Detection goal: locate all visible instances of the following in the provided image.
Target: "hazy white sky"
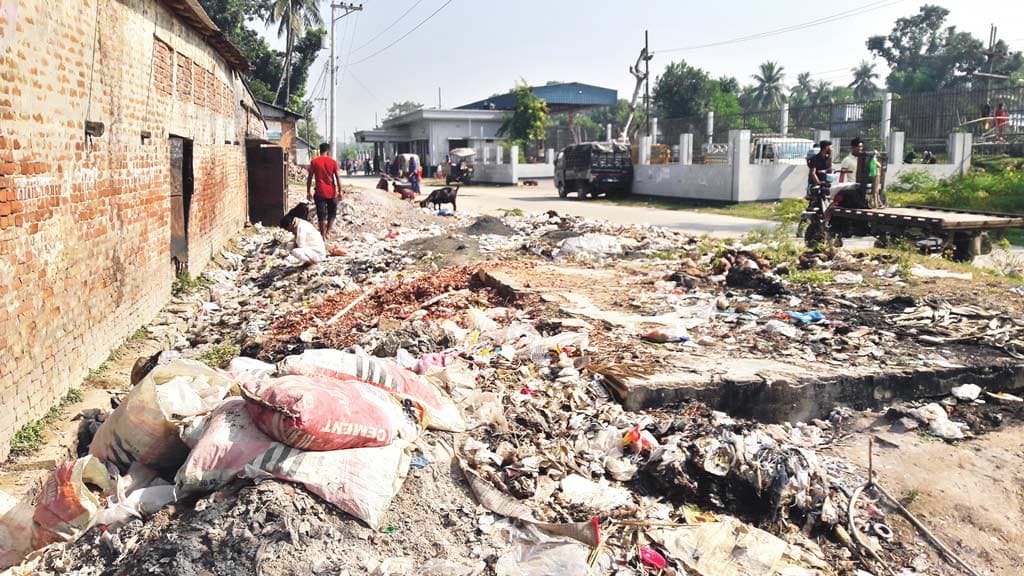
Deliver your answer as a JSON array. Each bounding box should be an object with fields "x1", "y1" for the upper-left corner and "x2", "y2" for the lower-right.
[{"x1": 261, "y1": 0, "x2": 1024, "y2": 143}]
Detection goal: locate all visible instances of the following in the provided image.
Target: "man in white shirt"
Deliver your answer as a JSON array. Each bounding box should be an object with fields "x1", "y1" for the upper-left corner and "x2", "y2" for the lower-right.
[
  {"x1": 839, "y1": 138, "x2": 864, "y2": 183},
  {"x1": 280, "y1": 214, "x2": 327, "y2": 266}
]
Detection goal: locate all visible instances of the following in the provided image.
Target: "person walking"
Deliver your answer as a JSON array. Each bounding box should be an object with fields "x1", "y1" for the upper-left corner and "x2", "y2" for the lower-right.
[
  {"x1": 995, "y1": 102, "x2": 1009, "y2": 140},
  {"x1": 408, "y1": 154, "x2": 421, "y2": 194},
  {"x1": 306, "y1": 143, "x2": 342, "y2": 240}
]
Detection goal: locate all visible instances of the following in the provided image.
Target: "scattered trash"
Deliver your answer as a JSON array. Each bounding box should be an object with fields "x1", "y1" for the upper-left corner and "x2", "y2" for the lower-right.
[
  {"x1": 906, "y1": 403, "x2": 967, "y2": 440},
  {"x1": 642, "y1": 326, "x2": 691, "y2": 343},
  {"x1": 554, "y1": 233, "x2": 623, "y2": 261},
  {"x1": 786, "y1": 310, "x2": 826, "y2": 325},
  {"x1": 909, "y1": 265, "x2": 972, "y2": 280},
  {"x1": 763, "y1": 319, "x2": 798, "y2": 338},
  {"x1": 31, "y1": 456, "x2": 115, "y2": 549},
  {"x1": 950, "y1": 383, "x2": 982, "y2": 402}
]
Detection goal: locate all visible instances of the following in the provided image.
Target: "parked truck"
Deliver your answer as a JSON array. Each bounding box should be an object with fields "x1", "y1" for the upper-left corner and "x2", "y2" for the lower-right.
[{"x1": 555, "y1": 142, "x2": 633, "y2": 199}]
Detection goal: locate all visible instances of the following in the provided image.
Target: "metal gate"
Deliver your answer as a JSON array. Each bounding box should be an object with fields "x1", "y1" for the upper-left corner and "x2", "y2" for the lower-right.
[
  {"x1": 169, "y1": 136, "x2": 193, "y2": 275},
  {"x1": 246, "y1": 144, "x2": 287, "y2": 226}
]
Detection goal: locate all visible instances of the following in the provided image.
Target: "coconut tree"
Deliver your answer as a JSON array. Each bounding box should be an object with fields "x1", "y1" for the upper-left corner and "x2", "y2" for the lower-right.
[
  {"x1": 751, "y1": 61, "x2": 786, "y2": 110},
  {"x1": 848, "y1": 61, "x2": 880, "y2": 100},
  {"x1": 809, "y1": 80, "x2": 833, "y2": 106},
  {"x1": 267, "y1": 0, "x2": 323, "y2": 106},
  {"x1": 790, "y1": 72, "x2": 813, "y2": 100}
]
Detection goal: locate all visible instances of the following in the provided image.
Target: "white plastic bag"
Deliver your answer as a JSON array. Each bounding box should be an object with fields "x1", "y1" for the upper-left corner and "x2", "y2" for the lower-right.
[
  {"x1": 554, "y1": 234, "x2": 622, "y2": 261},
  {"x1": 90, "y1": 359, "x2": 234, "y2": 474},
  {"x1": 227, "y1": 356, "x2": 277, "y2": 380}
]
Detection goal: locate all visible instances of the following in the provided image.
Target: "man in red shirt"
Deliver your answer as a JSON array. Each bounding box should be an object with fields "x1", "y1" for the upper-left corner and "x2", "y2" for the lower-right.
[{"x1": 307, "y1": 143, "x2": 342, "y2": 239}]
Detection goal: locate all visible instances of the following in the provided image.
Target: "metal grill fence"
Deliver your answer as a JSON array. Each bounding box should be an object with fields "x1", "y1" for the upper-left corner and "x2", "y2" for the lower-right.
[{"x1": 658, "y1": 85, "x2": 1024, "y2": 160}]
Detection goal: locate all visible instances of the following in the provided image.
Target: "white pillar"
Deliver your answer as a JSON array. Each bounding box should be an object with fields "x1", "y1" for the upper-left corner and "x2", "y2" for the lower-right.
[
  {"x1": 679, "y1": 133, "x2": 693, "y2": 165},
  {"x1": 779, "y1": 103, "x2": 789, "y2": 136},
  {"x1": 881, "y1": 92, "x2": 893, "y2": 147},
  {"x1": 510, "y1": 145, "x2": 520, "y2": 184},
  {"x1": 706, "y1": 111, "x2": 715, "y2": 144},
  {"x1": 728, "y1": 129, "x2": 751, "y2": 202},
  {"x1": 650, "y1": 117, "x2": 659, "y2": 144},
  {"x1": 606, "y1": 124, "x2": 612, "y2": 142},
  {"x1": 888, "y1": 132, "x2": 905, "y2": 166},
  {"x1": 949, "y1": 132, "x2": 972, "y2": 176},
  {"x1": 638, "y1": 136, "x2": 651, "y2": 165},
  {"x1": 496, "y1": 145, "x2": 504, "y2": 164},
  {"x1": 545, "y1": 148, "x2": 555, "y2": 164}
]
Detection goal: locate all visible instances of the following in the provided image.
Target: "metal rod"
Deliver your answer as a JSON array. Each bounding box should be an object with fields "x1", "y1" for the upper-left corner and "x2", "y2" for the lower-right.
[
  {"x1": 329, "y1": 3, "x2": 363, "y2": 158},
  {"x1": 644, "y1": 30, "x2": 649, "y2": 138}
]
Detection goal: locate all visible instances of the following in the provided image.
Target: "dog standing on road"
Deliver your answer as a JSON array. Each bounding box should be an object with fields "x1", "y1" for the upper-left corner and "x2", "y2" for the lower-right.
[{"x1": 420, "y1": 186, "x2": 459, "y2": 211}]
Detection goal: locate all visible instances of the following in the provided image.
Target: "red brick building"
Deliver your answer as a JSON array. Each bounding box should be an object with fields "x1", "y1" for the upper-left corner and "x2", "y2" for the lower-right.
[{"x1": 0, "y1": 0, "x2": 267, "y2": 457}]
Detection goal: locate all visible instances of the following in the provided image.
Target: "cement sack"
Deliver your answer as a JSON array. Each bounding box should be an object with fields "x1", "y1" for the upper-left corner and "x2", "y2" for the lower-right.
[
  {"x1": 31, "y1": 455, "x2": 115, "y2": 549},
  {"x1": 0, "y1": 491, "x2": 34, "y2": 570},
  {"x1": 90, "y1": 359, "x2": 234, "y2": 474},
  {"x1": 177, "y1": 398, "x2": 412, "y2": 529},
  {"x1": 277, "y1": 349, "x2": 465, "y2": 432},
  {"x1": 242, "y1": 375, "x2": 420, "y2": 451}
]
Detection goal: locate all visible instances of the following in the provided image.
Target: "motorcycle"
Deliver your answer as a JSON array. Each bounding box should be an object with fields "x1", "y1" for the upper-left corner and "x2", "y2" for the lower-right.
[{"x1": 797, "y1": 153, "x2": 886, "y2": 248}]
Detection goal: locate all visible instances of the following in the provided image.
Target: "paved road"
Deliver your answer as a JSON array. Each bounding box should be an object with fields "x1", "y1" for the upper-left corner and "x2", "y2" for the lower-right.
[{"x1": 346, "y1": 176, "x2": 771, "y2": 238}]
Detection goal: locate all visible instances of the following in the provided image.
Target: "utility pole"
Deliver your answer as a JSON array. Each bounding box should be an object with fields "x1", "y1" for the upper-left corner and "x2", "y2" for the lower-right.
[
  {"x1": 644, "y1": 30, "x2": 650, "y2": 138},
  {"x1": 329, "y1": 3, "x2": 363, "y2": 158},
  {"x1": 438, "y1": 87, "x2": 442, "y2": 109}
]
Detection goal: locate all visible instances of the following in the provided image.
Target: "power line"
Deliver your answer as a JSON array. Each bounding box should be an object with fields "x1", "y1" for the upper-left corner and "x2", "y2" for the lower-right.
[
  {"x1": 348, "y1": 0, "x2": 454, "y2": 66},
  {"x1": 347, "y1": 69, "x2": 387, "y2": 108},
  {"x1": 350, "y1": 0, "x2": 427, "y2": 53},
  {"x1": 656, "y1": 0, "x2": 905, "y2": 53}
]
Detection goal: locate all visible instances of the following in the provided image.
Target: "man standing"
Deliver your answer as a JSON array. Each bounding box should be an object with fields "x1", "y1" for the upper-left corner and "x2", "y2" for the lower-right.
[
  {"x1": 307, "y1": 143, "x2": 341, "y2": 240},
  {"x1": 995, "y1": 102, "x2": 1009, "y2": 141},
  {"x1": 839, "y1": 138, "x2": 863, "y2": 183}
]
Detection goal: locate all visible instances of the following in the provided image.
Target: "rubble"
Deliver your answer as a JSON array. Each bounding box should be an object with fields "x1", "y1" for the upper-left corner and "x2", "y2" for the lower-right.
[{"x1": 4, "y1": 184, "x2": 1024, "y2": 575}]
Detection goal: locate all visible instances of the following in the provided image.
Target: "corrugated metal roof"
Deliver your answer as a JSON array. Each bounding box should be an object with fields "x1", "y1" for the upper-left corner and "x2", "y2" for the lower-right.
[{"x1": 457, "y1": 82, "x2": 617, "y2": 111}]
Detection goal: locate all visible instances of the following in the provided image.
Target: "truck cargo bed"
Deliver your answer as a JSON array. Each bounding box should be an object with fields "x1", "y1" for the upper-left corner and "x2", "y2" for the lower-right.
[{"x1": 831, "y1": 205, "x2": 1024, "y2": 231}]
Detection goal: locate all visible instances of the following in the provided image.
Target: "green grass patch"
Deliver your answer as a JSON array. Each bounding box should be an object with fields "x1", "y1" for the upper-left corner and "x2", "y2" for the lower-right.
[
  {"x1": 598, "y1": 195, "x2": 807, "y2": 224},
  {"x1": 129, "y1": 326, "x2": 149, "y2": 341},
  {"x1": 9, "y1": 389, "x2": 84, "y2": 456},
  {"x1": 499, "y1": 208, "x2": 525, "y2": 217},
  {"x1": 196, "y1": 343, "x2": 240, "y2": 369},
  {"x1": 787, "y1": 269, "x2": 836, "y2": 285},
  {"x1": 172, "y1": 272, "x2": 211, "y2": 296}
]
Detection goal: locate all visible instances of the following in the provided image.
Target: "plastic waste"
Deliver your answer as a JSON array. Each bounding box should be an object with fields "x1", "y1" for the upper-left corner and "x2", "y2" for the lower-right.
[
  {"x1": 906, "y1": 403, "x2": 966, "y2": 440},
  {"x1": 642, "y1": 326, "x2": 690, "y2": 343},
  {"x1": 466, "y1": 308, "x2": 500, "y2": 332},
  {"x1": 786, "y1": 310, "x2": 826, "y2": 325},
  {"x1": 950, "y1": 384, "x2": 981, "y2": 401},
  {"x1": 227, "y1": 356, "x2": 276, "y2": 380},
  {"x1": 622, "y1": 425, "x2": 659, "y2": 453},
  {"x1": 558, "y1": 474, "x2": 632, "y2": 511},
  {"x1": 554, "y1": 233, "x2": 623, "y2": 262},
  {"x1": 763, "y1": 319, "x2": 797, "y2": 338},
  {"x1": 640, "y1": 546, "x2": 667, "y2": 570},
  {"x1": 31, "y1": 455, "x2": 116, "y2": 549},
  {"x1": 525, "y1": 332, "x2": 589, "y2": 367}
]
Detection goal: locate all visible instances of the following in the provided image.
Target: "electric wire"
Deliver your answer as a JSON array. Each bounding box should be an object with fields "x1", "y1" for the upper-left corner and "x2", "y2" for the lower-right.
[{"x1": 348, "y1": 0, "x2": 455, "y2": 66}]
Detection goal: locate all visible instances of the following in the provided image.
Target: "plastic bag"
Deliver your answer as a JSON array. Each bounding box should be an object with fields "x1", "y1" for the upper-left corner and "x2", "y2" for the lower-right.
[
  {"x1": 90, "y1": 359, "x2": 233, "y2": 474},
  {"x1": 555, "y1": 234, "x2": 622, "y2": 261},
  {"x1": 525, "y1": 332, "x2": 589, "y2": 367},
  {"x1": 227, "y1": 356, "x2": 277, "y2": 380},
  {"x1": 176, "y1": 399, "x2": 275, "y2": 493},
  {"x1": 277, "y1": 349, "x2": 465, "y2": 432},
  {"x1": 642, "y1": 327, "x2": 690, "y2": 343},
  {"x1": 242, "y1": 375, "x2": 420, "y2": 451},
  {"x1": 31, "y1": 455, "x2": 115, "y2": 548}
]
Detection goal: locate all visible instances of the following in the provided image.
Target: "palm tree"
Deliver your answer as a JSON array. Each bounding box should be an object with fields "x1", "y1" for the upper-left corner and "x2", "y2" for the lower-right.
[
  {"x1": 848, "y1": 61, "x2": 880, "y2": 100},
  {"x1": 790, "y1": 72, "x2": 813, "y2": 100},
  {"x1": 751, "y1": 61, "x2": 786, "y2": 110},
  {"x1": 810, "y1": 80, "x2": 833, "y2": 106},
  {"x1": 267, "y1": 0, "x2": 323, "y2": 107}
]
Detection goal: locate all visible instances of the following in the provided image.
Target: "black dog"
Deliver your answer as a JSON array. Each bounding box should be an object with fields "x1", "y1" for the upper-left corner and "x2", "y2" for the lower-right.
[{"x1": 420, "y1": 186, "x2": 459, "y2": 211}]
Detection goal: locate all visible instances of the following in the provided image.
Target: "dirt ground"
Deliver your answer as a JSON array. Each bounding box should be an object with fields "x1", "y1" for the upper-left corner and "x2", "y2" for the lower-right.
[{"x1": 834, "y1": 417, "x2": 1024, "y2": 575}]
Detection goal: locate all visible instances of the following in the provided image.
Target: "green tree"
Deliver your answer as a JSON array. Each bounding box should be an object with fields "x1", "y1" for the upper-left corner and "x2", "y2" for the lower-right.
[
  {"x1": 497, "y1": 84, "x2": 548, "y2": 146},
  {"x1": 385, "y1": 101, "x2": 424, "y2": 120},
  {"x1": 866, "y1": 5, "x2": 987, "y2": 92},
  {"x1": 751, "y1": 61, "x2": 786, "y2": 110},
  {"x1": 790, "y1": 72, "x2": 813, "y2": 102},
  {"x1": 848, "y1": 61, "x2": 880, "y2": 100},
  {"x1": 652, "y1": 60, "x2": 714, "y2": 119},
  {"x1": 265, "y1": 0, "x2": 323, "y2": 105},
  {"x1": 809, "y1": 80, "x2": 833, "y2": 106}
]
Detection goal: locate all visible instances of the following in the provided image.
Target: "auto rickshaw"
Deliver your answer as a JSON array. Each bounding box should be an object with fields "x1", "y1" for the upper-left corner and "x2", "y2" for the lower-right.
[{"x1": 446, "y1": 148, "x2": 475, "y2": 185}]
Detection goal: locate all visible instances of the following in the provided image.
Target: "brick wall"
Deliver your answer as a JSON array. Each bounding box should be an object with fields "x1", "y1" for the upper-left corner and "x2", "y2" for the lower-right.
[{"x1": 0, "y1": 0, "x2": 260, "y2": 459}]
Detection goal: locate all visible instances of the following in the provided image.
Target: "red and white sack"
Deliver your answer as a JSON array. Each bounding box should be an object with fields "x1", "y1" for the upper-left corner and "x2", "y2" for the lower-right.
[
  {"x1": 31, "y1": 455, "x2": 115, "y2": 549},
  {"x1": 241, "y1": 375, "x2": 420, "y2": 451},
  {"x1": 176, "y1": 398, "x2": 410, "y2": 529},
  {"x1": 176, "y1": 399, "x2": 276, "y2": 493},
  {"x1": 90, "y1": 359, "x2": 233, "y2": 474},
  {"x1": 278, "y1": 349, "x2": 465, "y2": 432}
]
